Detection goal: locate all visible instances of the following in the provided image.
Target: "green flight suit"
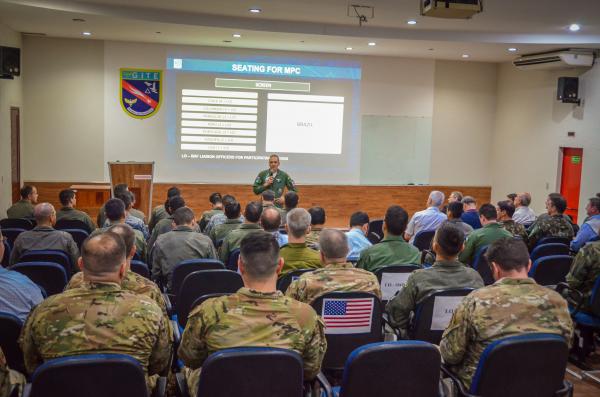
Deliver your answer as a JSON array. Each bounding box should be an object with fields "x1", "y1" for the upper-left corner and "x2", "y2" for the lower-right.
[
  {"x1": 280, "y1": 242, "x2": 322, "y2": 275},
  {"x1": 6, "y1": 200, "x2": 34, "y2": 219},
  {"x1": 200, "y1": 209, "x2": 223, "y2": 233},
  {"x1": 253, "y1": 169, "x2": 297, "y2": 200},
  {"x1": 148, "y1": 205, "x2": 168, "y2": 233},
  {"x1": 56, "y1": 207, "x2": 97, "y2": 232},
  {"x1": 129, "y1": 208, "x2": 146, "y2": 223},
  {"x1": 458, "y1": 222, "x2": 513, "y2": 265},
  {"x1": 209, "y1": 219, "x2": 243, "y2": 244},
  {"x1": 218, "y1": 223, "x2": 263, "y2": 264},
  {"x1": 356, "y1": 235, "x2": 421, "y2": 273}
]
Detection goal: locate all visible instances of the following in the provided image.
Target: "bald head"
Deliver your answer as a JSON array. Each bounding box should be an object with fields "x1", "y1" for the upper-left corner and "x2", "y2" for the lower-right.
[
  {"x1": 260, "y1": 207, "x2": 281, "y2": 232},
  {"x1": 319, "y1": 229, "x2": 349, "y2": 262},
  {"x1": 81, "y1": 233, "x2": 126, "y2": 277},
  {"x1": 34, "y1": 203, "x2": 56, "y2": 226}
]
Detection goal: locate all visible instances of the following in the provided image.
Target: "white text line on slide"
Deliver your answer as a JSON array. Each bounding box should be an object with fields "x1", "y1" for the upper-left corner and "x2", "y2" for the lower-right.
[
  {"x1": 181, "y1": 128, "x2": 257, "y2": 137},
  {"x1": 181, "y1": 105, "x2": 258, "y2": 114},
  {"x1": 182, "y1": 89, "x2": 258, "y2": 99},
  {"x1": 182, "y1": 97, "x2": 258, "y2": 106},
  {"x1": 181, "y1": 136, "x2": 257, "y2": 144},
  {"x1": 181, "y1": 112, "x2": 258, "y2": 122},
  {"x1": 181, "y1": 143, "x2": 256, "y2": 152},
  {"x1": 268, "y1": 93, "x2": 344, "y2": 103},
  {"x1": 181, "y1": 120, "x2": 257, "y2": 129}
]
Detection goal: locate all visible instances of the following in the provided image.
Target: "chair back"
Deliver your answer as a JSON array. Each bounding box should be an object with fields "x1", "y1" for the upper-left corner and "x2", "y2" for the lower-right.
[
  {"x1": 528, "y1": 255, "x2": 573, "y2": 286},
  {"x1": 471, "y1": 245, "x2": 493, "y2": 285},
  {"x1": 1, "y1": 239, "x2": 10, "y2": 267},
  {"x1": 530, "y1": 243, "x2": 570, "y2": 262},
  {"x1": 176, "y1": 270, "x2": 243, "y2": 328},
  {"x1": 130, "y1": 260, "x2": 150, "y2": 279},
  {"x1": 171, "y1": 259, "x2": 225, "y2": 295},
  {"x1": 28, "y1": 354, "x2": 150, "y2": 397},
  {"x1": 413, "y1": 230, "x2": 436, "y2": 251},
  {"x1": 536, "y1": 236, "x2": 571, "y2": 248},
  {"x1": 190, "y1": 293, "x2": 232, "y2": 314},
  {"x1": 55, "y1": 219, "x2": 92, "y2": 234},
  {"x1": 18, "y1": 249, "x2": 72, "y2": 276},
  {"x1": 410, "y1": 288, "x2": 474, "y2": 344},
  {"x1": 311, "y1": 292, "x2": 383, "y2": 371},
  {"x1": 338, "y1": 341, "x2": 441, "y2": 397},
  {"x1": 0, "y1": 312, "x2": 25, "y2": 374},
  {"x1": 10, "y1": 262, "x2": 67, "y2": 296},
  {"x1": 197, "y1": 347, "x2": 303, "y2": 397},
  {"x1": 469, "y1": 333, "x2": 569, "y2": 397},
  {"x1": 276, "y1": 269, "x2": 315, "y2": 293},
  {"x1": 587, "y1": 276, "x2": 600, "y2": 317},
  {"x1": 225, "y1": 248, "x2": 240, "y2": 271},
  {"x1": 367, "y1": 219, "x2": 384, "y2": 244},
  {"x1": 374, "y1": 265, "x2": 420, "y2": 304},
  {"x1": 0, "y1": 218, "x2": 34, "y2": 230},
  {"x1": 60, "y1": 229, "x2": 89, "y2": 249},
  {"x1": 1, "y1": 228, "x2": 26, "y2": 247}
]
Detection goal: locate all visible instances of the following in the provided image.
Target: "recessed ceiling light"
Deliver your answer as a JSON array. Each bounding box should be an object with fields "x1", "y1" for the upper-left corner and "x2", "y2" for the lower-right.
[
  {"x1": 569, "y1": 23, "x2": 581, "y2": 32},
  {"x1": 232, "y1": 33, "x2": 242, "y2": 38},
  {"x1": 508, "y1": 47, "x2": 518, "y2": 52},
  {"x1": 82, "y1": 32, "x2": 92, "y2": 36},
  {"x1": 368, "y1": 42, "x2": 376, "y2": 46},
  {"x1": 407, "y1": 20, "x2": 417, "y2": 25},
  {"x1": 72, "y1": 18, "x2": 85, "y2": 22},
  {"x1": 461, "y1": 54, "x2": 470, "y2": 58},
  {"x1": 345, "y1": 47, "x2": 353, "y2": 51},
  {"x1": 248, "y1": 8, "x2": 262, "y2": 13}
]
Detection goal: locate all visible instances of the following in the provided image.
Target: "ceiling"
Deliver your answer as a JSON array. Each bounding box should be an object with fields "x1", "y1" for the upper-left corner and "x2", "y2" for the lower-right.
[{"x1": 1, "y1": 0, "x2": 599, "y2": 62}]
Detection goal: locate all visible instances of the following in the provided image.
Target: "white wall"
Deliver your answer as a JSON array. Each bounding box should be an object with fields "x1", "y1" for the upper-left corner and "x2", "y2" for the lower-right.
[
  {"x1": 0, "y1": 23, "x2": 22, "y2": 215},
  {"x1": 491, "y1": 63, "x2": 600, "y2": 223}
]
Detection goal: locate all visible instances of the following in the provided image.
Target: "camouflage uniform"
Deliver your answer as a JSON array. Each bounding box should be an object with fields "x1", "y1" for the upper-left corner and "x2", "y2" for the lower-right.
[
  {"x1": 56, "y1": 206, "x2": 97, "y2": 232},
  {"x1": 386, "y1": 260, "x2": 484, "y2": 335},
  {"x1": 280, "y1": 243, "x2": 322, "y2": 275},
  {"x1": 91, "y1": 225, "x2": 147, "y2": 263},
  {"x1": 305, "y1": 228, "x2": 323, "y2": 249},
  {"x1": 199, "y1": 209, "x2": 223, "y2": 232},
  {"x1": 6, "y1": 200, "x2": 34, "y2": 219},
  {"x1": 178, "y1": 287, "x2": 326, "y2": 397},
  {"x1": 458, "y1": 223, "x2": 512, "y2": 265},
  {"x1": 20, "y1": 281, "x2": 171, "y2": 390},
  {"x1": 218, "y1": 223, "x2": 262, "y2": 263},
  {"x1": 286, "y1": 262, "x2": 381, "y2": 303},
  {"x1": 0, "y1": 348, "x2": 8, "y2": 397},
  {"x1": 9, "y1": 226, "x2": 80, "y2": 270},
  {"x1": 499, "y1": 219, "x2": 528, "y2": 242},
  {"x1": 209, "y1": 219, "x2": 242, "y2": 244},
  {"x1": 439, "y1": 278, "x2": 573, "y2": 390},
  {"x1": 356, "y1": 235, "x2": 421, "y2": 273},
  {"x1": 149, "y1": 205, "x2": 168, "y2": 233},
  {"x1": 252, "y1": 169, "x2": 297, "y2": 202},
  {"x1": 129, "y1": 208, "x2": 146, "y2": 223},
  {"x1": 566, "y1": 240, "x2": 600, "y2": 313},
  {"x1": 527, "y1": 214, "x2": 574, "y2": 250}
]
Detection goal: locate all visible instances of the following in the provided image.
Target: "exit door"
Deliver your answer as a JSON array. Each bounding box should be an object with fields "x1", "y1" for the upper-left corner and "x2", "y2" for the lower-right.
[{"x1": 560, "y1": 147, "x2": 583, "y2": 221}]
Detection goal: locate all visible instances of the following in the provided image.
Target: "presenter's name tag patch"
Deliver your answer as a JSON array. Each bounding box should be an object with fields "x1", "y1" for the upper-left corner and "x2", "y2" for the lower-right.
[{"x1": 120, "y1": 69, "x2": 162, "y2": 119}]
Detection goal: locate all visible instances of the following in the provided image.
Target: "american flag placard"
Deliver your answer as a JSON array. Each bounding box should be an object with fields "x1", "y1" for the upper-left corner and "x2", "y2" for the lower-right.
[{"x1": 322, "y1": 298, "x2": 374, "y2": 335}]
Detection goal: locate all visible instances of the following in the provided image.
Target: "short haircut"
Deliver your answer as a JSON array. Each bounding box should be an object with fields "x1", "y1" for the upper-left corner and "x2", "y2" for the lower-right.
[
  {"x1": 269, "y1": 154, "x2": 280, "y2": 161},
  {"x1": 167, "y1": 186, "x2": 181, "y2": 198},
  {"x1": 260, "y1": 207, "x2": 281, "y2": 232},
  {"x1": 262, "y1": 190, "x2": 275, "y2": 202},
  {"x1": 222, "y1": 195, "x2": 236, "y2": 207},
  {"x1": 349, "y1": 211, "x2": 369, "y2": 228},
  {"x1": 497, "y1": 200, "x2": 516, "y2": 218},
  {"x1": 287, "y1": 208, "x2": 311, "y2": 238},
  {"x1": 209, "y1": 192, "x2": 222, "y2": 205},
  {"x1": 105, "y1": 198, "x2": 126, "y2": 221},
  {"x1": 240, "y1": 231, "x2": 280, "y2": 280},
  {"x1": 589, "y1": 197, "x2": 600, "y2": 212},
  {"x1": 106, "y1": 224, "x2": 135, "y2": 256},
  {"x1": 429, "y1": 191, "x2": 445, "y2": 207},
  {"x1": 59, "y1": 189, "x2": 76, "y2": 206},
  {"x1": 447, "y1": 201, "x2": 464, "y2": 218},
  {"x1": 518, "y1": 192, "x2": 532, "y2": 206},
  {"x1": 115, "y1": 192, "x2": 132, "y2": 209},
  {"x1": 507, "y1": 193, "x2": 517, "y2": 202},
  {"x1": 434, "y1": 223, "x2": 465, "y2": 257},
  {"x1": 384, "y1": 205, "x2": 409, "y2": 236},
  {"x1": 245, "y1": 201, "x2": 263, "y2": 223},
  {"x1": 284, "y1": 191, "x2": 299, "y2": 209},
  {"x1": 462, "y1": 196, "x2": 477, "y2": 205},
  {"x1": 224, "y1": 199, "x2": 241, "y2": 219},
  {"x1": 450, "y1": 191, "x2": 463, "y2": 201},
  {"x1": 548, "y1": 193, "x2": 567, "y2": 214},
  {"x1": 173, "y1": 207, "x2": 195, "y2": 225},
  {"x1": 168, "y1": 196, "x2": 186, "y2": 213},
  {"x1": 308, "y1": 207, "x2": 326, "y2": 225},
  {"x1": 479, "y1": 203, "x2": 497, "y2": 220},
  {"x1": 20, "y1": 185, "x2": 34, "y2": 199},
  {"x1": 486, "y1": 238, "x2": 529, "y2": 272},
  {"x1": 113, "y1": 184, "x2": 128, "y2": 196},
  {"x1": 81, "y1": 233, "x2": 126, "y2": 275},
  {"x1": 319, "y1": 229, "x2": 349, "y2": 259},
  {"x1": 34, "y1": 203, "x2": 55, "y2": 223}
]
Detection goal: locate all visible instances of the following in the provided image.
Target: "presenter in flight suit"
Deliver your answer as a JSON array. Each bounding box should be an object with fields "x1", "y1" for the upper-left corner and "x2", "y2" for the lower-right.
[{"x1": 253, "y1": 154, "x2": 297, "y2": 206}]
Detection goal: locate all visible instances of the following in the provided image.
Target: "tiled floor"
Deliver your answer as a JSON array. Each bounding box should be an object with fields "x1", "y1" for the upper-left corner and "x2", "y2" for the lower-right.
[{"x1": 570, "y1": 351, "x2": 600, "y2": 397}]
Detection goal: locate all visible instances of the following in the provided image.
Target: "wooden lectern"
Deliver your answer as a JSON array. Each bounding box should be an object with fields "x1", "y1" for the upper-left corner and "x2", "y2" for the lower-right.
[{"x1": 108, "y1": 162, "x2": 155, "y2": 217}]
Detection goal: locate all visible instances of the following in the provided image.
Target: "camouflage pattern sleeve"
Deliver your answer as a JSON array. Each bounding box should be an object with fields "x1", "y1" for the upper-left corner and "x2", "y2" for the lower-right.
[
  {"x1": 385, "y1": 274, "x2": 418, "y2": 331},
  {"x1": 0, "y1": 348, "x2": 10, "y2": 397},
  {"x1": 178, "y1": 303, "x2": 211, "y2": 369},
  {"x1": 566, "y1": 248, "x2": 590, "y2": 291},
  {"x1": 527, "y1": 224, "x2": 541, "y2": 250},
  {"x1": 439, "y1": 296, "x2": 472, "y2": 365},
  {"x1": 19, "y1": 305, "x2": 44, "y2": 375},
  {"x1": 285, "y1": 278, "x2": 307, "y2": 302},
  {"x1": 148, "y1": 313, "x2": 172, "y2": 376},
  {"x1": 299, "y1": 312, "x2": 326, "y2": 380}
]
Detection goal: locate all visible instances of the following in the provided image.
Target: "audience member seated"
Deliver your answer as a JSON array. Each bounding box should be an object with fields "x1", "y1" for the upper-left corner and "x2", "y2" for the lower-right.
[
  {"x1": 448, "y1": 191, "x2": 463, "y2": 204},
  {"x1": 128, "y1": 191, "x2": 146, "y2": 223},
  {"x1": 404, "y1": 191, "x2": 447, "y2": 244},
  {"x1": 205, "y1": 195, "x2": 245, "y2": 236},
  {"x1": 460, "y1": 196, "x2": 482, "y2": 230},
  {"x1": 506, "y1": 193, "x2": 517, "y2": 205},
  {"x1": 458, "y1": 204, "x2": 512, "y2": 265},
  {"x1": 286, "y1": 229, "x2": 380, "y2": 304},
  {"x1": 148, "y1": 195, "x2": 187, "y2": 248},
  {"x1": 280, "y1": 208, "x2": 322, "y2": 275},
  {"x1": 9, "y1": 203, "x2": 79, "y2": 268},
  {"x1": 93, "y1": 198, "x2": 147, "y2": 262},
  {"x1": 281, "y1": 191, "x2": 299, "y2": 226},
  {"x1": 20, "y1": 233, "x2": 171, "y2": 392},
  {"x1": 199, "y1": 192, "x2": 223, "y2": 232},
  {"x1": 111, "y1": 192, "x2": 149, "y2": 240},
  {"x1": 67, "y1": 224, "x2": 169, "y2": 321},
  {"x1": 151, "y1": 207, "x2": 217, "y2": 290},
  {"x1": 178, "y1": 232, "x2": 326, "y2": 397},
  {"x1": 260, "y1": 207, "x2": 288, "y2": 247},
  {"x1": 565, "y1": 238, "x2": 600, "y2": 314},
  {"x1": 260, "y1": 190, "x2": 283, "y2": 214},
  {"x1": 345, "y1": 211, "x2": 372, "y2": 259},
  {"x1": 149, "y1": 186, "x2": 180, "y2": 232},
  {"x1": 446, "y1": 202, "x2": 473, "y2": 237},
  {"x1": 0, "y1": 231, "x2": 44, "y2": 322},
  {"x1": 208, "y1": 198, "x2": 243, "y2": 243},
  {"x1": 55, "y1": 189, "x2": 96, "y2": 232},
  {"x1": 496, "y1": 200, "x2": 528, "y2": 241},
  {"x1": 305, "y1": 206, "x2": 326, "y2": 248},
  {"x1": 440, "y1": 238, "x2": 573, "y2": 392},
  {"x1": 512, "y1": 192, "x2": 537, "y2": 225},
  {"x1": 357, "y1": 205, "x2": 421, "y2": 273},
  {"x1": 386, "y1": 223, "x2": 483, "y2": 337},
  {"x1": 6, "y1": 185, "x2": 37, "y2": 219},
  {"x1": 219, "y1": 202, "x2": 263, "y2": 263},
  {"x1": 97, "y1": 183, "x2": 128, "y2": 227},
  {"x1": 570, "y1": 197, "x2": 600, "y2": 252},
  {"x1": 527, "y1": 193, "x2": 574, "y2": 250}
]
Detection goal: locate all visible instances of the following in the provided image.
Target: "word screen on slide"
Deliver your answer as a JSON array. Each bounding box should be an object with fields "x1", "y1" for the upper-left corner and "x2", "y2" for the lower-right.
[{"x1": 166, "y1": 57, "x2": 361, "y2": 184}]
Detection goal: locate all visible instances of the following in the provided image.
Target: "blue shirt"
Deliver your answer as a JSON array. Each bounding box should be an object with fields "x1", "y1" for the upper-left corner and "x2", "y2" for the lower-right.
[
  {"x1": 461, "y1": 209, "x2": 482, "y2": 230},
  {"x1": 571, "y1": 214, "x2": 600, "y2": 252},
  {"x1": 271, "y1": 231, "x2": 288, "y2": 247},
  {"x1": 105, "y1": 214, "x2": 149, "y2": 240},
  {"x1": 406, "y1": 207, "x2": 447, "y2": 243},
  {"x1": 0, "y1": 267, "x2": 44, "y2": 322},
  {"x1": 346, "y1": 228, "x2": 372, "y2": 259}
]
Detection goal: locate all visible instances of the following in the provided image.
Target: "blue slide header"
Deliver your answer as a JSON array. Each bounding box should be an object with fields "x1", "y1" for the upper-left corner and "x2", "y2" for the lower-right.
[{"x1": 167, "y1": 58, "x2": 361, "y2": 80}]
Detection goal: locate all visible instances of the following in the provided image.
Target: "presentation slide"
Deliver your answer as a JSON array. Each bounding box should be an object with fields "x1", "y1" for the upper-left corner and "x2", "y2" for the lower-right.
[{"x1": 165, "y1": 56, "x2": 362, "y2": 184}]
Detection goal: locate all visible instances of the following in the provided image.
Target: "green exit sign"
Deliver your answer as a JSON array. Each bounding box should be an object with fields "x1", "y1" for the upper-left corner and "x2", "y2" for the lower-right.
[{"x1": 571, "y1": 156, "x2": 581, "y2": 164}]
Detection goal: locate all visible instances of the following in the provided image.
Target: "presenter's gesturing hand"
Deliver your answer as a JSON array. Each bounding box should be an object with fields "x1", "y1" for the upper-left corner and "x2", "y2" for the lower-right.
[{"x1": 263, "y1": 176, "x2": 274, "y2": 187}]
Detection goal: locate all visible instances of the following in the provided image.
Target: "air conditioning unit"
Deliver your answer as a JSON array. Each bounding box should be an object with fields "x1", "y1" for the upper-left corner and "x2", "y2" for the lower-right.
[
  {"x1": 513, "y1": 50, "x2": 595, "y2": 70},
  {"x1": 420, "y1": 0, "x2": 483, "y2": 19}
]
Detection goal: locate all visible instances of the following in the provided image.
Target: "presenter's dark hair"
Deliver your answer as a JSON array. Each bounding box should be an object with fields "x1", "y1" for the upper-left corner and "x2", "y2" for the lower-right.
[
  {"x1": 434, "y1": 223, "x2": 465, "y2": 257},
  {"x1": 308, "y1": 207, "x2": 326, "y2": 225},
  {"x1": 349, "y1": 211, "x2": 369, "y2": 228},
  {"x1": 479, "y1": 204, "x2": 497, "y2": 220},
  {"x1": 497, "y1": 200, "x2": 516, "y2": 218},
  {"x1": 384, "y1": 206, "x2": 409, "y2": 236},
  {"x1": 245, "y1": 201, "x2": 263, "y2": 223},
  {"x1": 284, "y1": 191, "x2": 299, "y2": 209},
  {"x1": 59, "y1": 189, "x2": 76, "y2": 206}
]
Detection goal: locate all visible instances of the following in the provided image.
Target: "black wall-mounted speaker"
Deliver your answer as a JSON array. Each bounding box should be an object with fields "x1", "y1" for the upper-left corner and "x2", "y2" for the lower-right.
[
  {"x1": 0, "y1": 46, "x2": 21, "y2": 79},
  {"x1": 557, "y1": 77, "x2": 579, "y2": 104}
]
